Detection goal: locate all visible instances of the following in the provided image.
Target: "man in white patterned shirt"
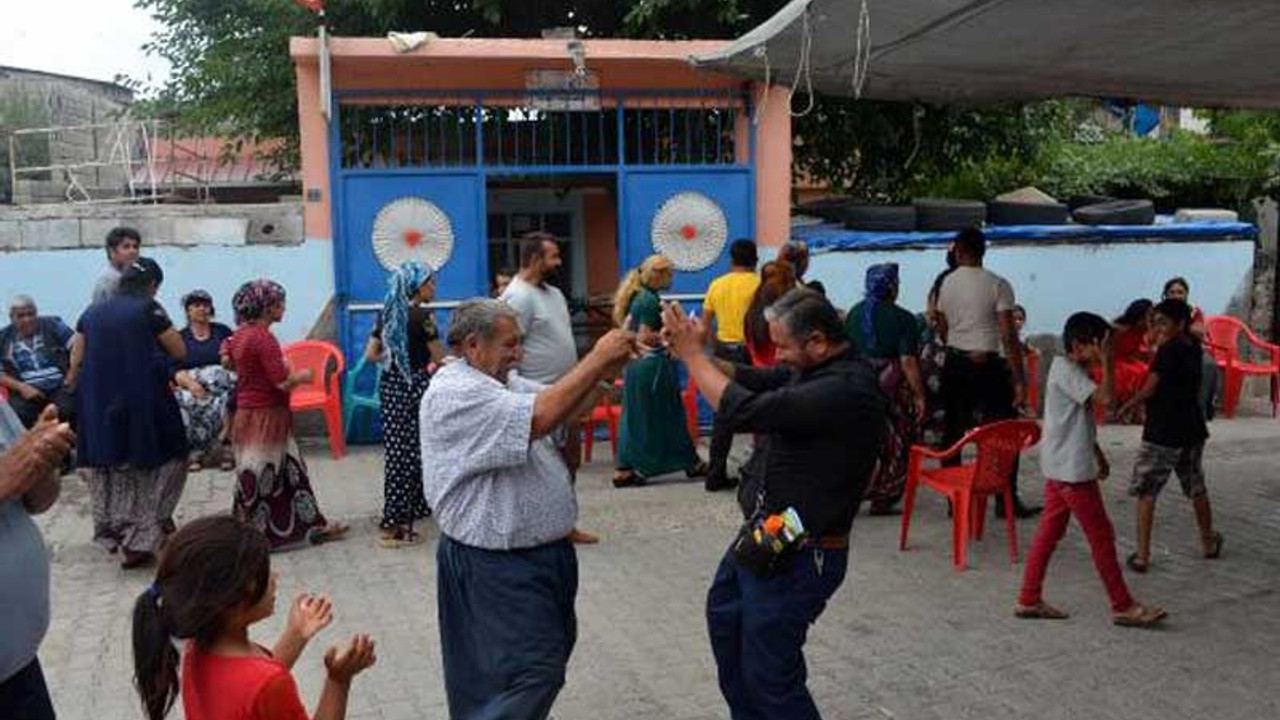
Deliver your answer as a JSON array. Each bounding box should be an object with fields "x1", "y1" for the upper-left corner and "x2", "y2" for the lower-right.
[{"x1": 420, "y1": 299, "x2": 634, "y2": 720}]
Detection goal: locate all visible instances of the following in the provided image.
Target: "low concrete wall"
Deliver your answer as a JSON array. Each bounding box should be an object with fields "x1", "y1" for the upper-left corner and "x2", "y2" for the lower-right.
[
  {"x1": 809, "y1": 240, "x2": 1257, "y2": 339},
  {"x1": 0, "y1": 202, "x2": 304, "y2": 251},
  {"x1": 0, "y1": 238, "x2": 333, "y2": 345}
]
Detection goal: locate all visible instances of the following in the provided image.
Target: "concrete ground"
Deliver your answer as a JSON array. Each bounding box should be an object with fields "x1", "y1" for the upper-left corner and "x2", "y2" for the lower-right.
[{"x1": 32, "y1": 416, "x2": 1280, "y2": 720}]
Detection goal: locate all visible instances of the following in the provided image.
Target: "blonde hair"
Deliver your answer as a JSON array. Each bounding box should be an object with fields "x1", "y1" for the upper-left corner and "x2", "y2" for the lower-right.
[{"x1": 612, "y1": 254, "x2": 673, "y2": 327}]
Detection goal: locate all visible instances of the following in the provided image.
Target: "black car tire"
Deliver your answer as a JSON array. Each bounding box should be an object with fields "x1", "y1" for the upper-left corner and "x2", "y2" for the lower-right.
[
  {"x1": 837, "y1": 204, "x2": 917, "y2": 232},
  {"x1": 913, "y1": 198, "x2": 987, "y2": 231},
  {"x1": 986, "y1": 200, "x2": 1071, "y2": 226}
]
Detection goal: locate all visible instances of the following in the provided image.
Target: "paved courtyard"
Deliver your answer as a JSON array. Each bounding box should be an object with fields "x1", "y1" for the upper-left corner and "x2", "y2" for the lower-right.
[{"x1": 32, "y1": 417, "x2": 1280, "y2": 720}]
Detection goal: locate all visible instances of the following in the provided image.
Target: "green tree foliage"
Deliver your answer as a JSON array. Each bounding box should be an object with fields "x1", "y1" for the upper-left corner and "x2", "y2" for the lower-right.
[
  {"x1": 137, "y1": 0, "x2": 1280, "y2": 208},
  {"x1": 791, "y1": 99, "x2": 1083, "y2": 202}
]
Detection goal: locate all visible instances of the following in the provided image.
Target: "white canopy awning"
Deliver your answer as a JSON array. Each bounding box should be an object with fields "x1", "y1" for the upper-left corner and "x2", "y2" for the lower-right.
[{"x1": 692, "y1": 0, "x2": 1280, "y2": 108}]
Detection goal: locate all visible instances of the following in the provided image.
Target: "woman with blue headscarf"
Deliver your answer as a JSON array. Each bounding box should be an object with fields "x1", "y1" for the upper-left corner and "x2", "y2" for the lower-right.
[
  {"x1": 364, "y1": 261, "x2": 441, "y2": 547},
  {"x1": 845, "y1": 263, "x2": 926, "y2": 515}
]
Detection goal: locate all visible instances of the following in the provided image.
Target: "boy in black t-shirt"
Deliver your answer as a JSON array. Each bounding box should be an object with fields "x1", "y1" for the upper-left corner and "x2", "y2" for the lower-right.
[{"x1": 1116, "y1": 299, "x2": 1223, "y2": 572}]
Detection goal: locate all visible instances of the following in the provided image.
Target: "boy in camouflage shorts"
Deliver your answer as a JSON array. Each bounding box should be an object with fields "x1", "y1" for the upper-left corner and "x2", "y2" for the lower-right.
[{"x1": 1117, "y1": 299, "x2": 1224, "y2": 572}]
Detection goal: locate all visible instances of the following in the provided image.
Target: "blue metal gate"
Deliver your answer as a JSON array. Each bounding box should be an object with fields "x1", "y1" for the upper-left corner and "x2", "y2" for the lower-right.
[
  {"x1": 330, "y1": 89, "x2": 755, "y2": 407},
  {"x1": 621, "y1": 171, "x2": 753, "y2": 295}
]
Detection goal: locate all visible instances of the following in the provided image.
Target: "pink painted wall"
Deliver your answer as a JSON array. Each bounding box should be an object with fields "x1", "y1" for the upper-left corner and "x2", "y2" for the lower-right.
[{"x1": 291, "y1": 38, "x2": 791, "y2": 247}]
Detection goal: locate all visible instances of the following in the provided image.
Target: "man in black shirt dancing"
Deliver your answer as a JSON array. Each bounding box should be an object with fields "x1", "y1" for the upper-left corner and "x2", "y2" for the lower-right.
[{"x1": 663, "y1": 289, "x2": 884, "y2": 720}]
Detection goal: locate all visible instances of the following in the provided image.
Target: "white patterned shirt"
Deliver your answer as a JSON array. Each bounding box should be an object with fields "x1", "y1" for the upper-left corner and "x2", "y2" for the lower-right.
[{"x1": 419, "y1": 358, "x2": 576, "y2": 550}]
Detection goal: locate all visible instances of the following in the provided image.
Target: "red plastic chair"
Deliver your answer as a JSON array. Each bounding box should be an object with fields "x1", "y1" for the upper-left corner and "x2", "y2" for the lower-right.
[
  {"x1": 1205, "y1": 315, "x2": 1280, "y2": 418},
  {"x1": 583, "y1": 382, "x2": 622, "y2": 462},
  {"x1": 282, "y1": 340, "x2": 347, "y2": 459},
  {"x1": 899, "y1": 419, "x2": 1042, "y2": 571}
]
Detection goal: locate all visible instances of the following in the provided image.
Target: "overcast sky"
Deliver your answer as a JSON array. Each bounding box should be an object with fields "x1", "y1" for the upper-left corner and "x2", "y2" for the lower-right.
[{"x1": 2, "y1": 0, "x2": 171, "y2": 87}]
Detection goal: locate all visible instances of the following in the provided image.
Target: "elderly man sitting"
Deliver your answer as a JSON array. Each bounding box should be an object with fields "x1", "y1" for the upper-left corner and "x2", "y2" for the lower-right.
[
  {"x1": 0, "y1": 297, "x2": 76, "y2": 429},
  {"x1": 420, "y1": 299, "x2": 635, "y2": 720}
]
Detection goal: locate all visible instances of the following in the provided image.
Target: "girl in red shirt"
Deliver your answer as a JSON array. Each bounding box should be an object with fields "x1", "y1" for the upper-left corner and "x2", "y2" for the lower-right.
[{"x1": 132, "y1": 516, "x2": 376, "y2": 720}]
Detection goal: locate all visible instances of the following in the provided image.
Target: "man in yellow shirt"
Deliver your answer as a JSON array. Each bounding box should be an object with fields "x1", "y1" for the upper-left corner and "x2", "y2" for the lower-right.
[{"x1": 702, "y1": 239, "x2": 759, "y2": 491}]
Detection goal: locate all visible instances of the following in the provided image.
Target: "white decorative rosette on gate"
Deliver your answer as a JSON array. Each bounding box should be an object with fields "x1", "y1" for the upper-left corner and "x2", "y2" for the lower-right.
[
  {"x1": 371, "y1": 197, "x2": 454, "y2": 271},
  {"x1": 650, "y1": 191, "x2": 728, "y2": 271}
]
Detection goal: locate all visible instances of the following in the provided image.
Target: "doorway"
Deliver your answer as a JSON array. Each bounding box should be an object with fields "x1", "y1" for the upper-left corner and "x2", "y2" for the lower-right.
[{"x1": 486, "y1": 174, "x2": 619, "y2": 348}]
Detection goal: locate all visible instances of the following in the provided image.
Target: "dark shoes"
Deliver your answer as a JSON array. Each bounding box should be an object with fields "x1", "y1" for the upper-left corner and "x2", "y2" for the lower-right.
[
  {"x1": 120, "y1": 551, "x2": 155, "y2": 570},
  {"x1": 704, "y1": 471, "x2": 739, "y2": 493},
  {"x1": 867, "y1": 501, "x2": 902, "y2": 517}
]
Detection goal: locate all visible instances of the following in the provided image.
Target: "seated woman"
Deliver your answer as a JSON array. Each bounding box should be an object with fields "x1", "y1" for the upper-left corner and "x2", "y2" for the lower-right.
[
  {"x1": 1109, "y1": 299, "x2": 1155, "y2": 423},
  {"x1": 742, "y1": 260, "x2": 797, "y2": 368},
  {"x1": 172, "y1": 290, "x2": 236, "y2": 471},
  {"x1": 1163, "y1": 276, "x2": 1219, "y2": 418}
]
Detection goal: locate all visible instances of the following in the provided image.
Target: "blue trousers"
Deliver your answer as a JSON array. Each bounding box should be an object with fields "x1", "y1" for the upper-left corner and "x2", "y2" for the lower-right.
[
  {"x1": 437, "y1": 535, "x2": 578, "y2": 720},
  {"x1": 0, "y1": 659, "x2": 56, "y2": 720},
  {"x1": 707, "y1": 545, "x2": 848, "y2": 720}
]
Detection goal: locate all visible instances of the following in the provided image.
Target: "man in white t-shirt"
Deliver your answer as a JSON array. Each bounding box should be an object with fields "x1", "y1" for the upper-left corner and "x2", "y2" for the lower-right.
[
  {"x1": 934, "y1": 227, "x2": 1039, "y2": 518},
  {"x1": 500, "y1": 233, "x2": 598, "y2": 544}
]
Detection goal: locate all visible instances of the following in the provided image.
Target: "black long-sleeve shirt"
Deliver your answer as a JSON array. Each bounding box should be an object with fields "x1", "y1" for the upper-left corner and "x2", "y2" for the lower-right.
[{"x1": 719, "y1": 348, "x2": 886, "y2": 538}]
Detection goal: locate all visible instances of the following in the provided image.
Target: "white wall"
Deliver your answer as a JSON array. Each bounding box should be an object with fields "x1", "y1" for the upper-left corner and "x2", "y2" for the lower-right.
[
  {"x1": 808, "y1": 241, "x2": 1255, "y2": 336},
  {"x1": 0, "y1": 240, "x2": 334, "y2": 343}
]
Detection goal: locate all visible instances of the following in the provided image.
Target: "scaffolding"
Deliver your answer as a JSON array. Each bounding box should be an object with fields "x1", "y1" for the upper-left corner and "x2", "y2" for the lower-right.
[{"x1": 4, "y1": 115, "x2": 290, "y2": 205}]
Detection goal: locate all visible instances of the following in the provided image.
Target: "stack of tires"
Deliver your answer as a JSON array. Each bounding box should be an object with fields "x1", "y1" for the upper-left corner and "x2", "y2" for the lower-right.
[
  {"x1": 833, "y1": 198, "x2": 986, "y2": 232},
  {"x1": 796, "y1": 189, "x2": 1162, "y2": 231}
]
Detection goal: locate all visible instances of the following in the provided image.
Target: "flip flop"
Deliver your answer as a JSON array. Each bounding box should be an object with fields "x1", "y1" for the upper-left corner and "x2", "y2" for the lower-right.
[
  {"x1": 1014, "y1": 601, "x2": 1070, "y2": 620},
  {"x1": 1204, "y1": 532, "x2": 1224, "y2": 559},
  {"x1": 612, "y1": 470, "x2": 646, "y2": 488},
  {"x1": 1126, "y1": 553, "x2": 1150, "y2": 574},
  {"x1": 1113, "y1": 603, "x2": 1167, "y2": 628}
]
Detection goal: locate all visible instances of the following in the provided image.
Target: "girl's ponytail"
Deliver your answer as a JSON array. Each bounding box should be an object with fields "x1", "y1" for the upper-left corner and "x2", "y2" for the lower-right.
[{"x1": 132, "y1": 585, "x2": 179, "y2": 720}]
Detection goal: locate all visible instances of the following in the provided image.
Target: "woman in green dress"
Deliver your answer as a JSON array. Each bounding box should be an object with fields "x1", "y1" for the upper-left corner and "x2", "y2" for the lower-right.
[{"x1": 612, "y1": 254, "x2": 708, "y2": 487}]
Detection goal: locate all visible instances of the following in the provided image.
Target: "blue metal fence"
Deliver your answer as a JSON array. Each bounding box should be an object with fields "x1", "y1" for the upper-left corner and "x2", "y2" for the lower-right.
[{"x1": 337, "y1": 90, "x2": 744, "y2": 171}]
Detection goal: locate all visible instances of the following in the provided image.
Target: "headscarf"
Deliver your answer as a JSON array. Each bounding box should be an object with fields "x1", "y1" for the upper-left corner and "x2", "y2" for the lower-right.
[
  {"x1": 380, "y1": 261, "x2": 435, "y2": 377},
  {"x1": 861, "y1": 263, "x2": 900, "y2": 348},
  {"x1": 232, "y1": 279, "x2": 286, "y2": 325}
]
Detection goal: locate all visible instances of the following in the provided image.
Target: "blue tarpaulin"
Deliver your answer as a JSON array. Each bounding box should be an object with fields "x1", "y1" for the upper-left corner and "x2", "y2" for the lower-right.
[{"x1": 794, "y1": 219, "x2": 1258, "y2": 254}]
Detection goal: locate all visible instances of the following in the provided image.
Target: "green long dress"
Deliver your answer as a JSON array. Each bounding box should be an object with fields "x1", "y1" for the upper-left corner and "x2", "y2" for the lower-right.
[{"x1": 617, "y1": 287, "x2": 699, "y2": 477}]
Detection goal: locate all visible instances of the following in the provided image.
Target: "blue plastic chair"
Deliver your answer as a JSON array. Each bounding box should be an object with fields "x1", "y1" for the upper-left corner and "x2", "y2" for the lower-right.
[{"x1": 342, "y1": 355, "x2": 382, "y2": 443}]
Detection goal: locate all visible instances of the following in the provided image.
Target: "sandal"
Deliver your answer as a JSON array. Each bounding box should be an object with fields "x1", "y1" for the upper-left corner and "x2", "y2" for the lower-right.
[
  {"x1": 310, "y1": 521, "x2": 350, "y2": 545},
  {"x1": 612, "y1": 469, "x2": 646, "y2": 488},
  {"x1": 1113, "y1": 602, "x2": 1167, "y2": 628},
  {"x1": 218, "y1": 457, "x2": 235, "y2": 472},
  {"x1": 1203, "y1": 531, "x2": 1224, "y2": 559},
  {"x1": 188, "y1": 459, "x2": 204, "y2": 473},
  {"x1": 1126, "y1": 553, "x2": 1150, "y2": 574},
  {"x1": 685, "y1": 460, "x2": 710, "y2": 479},
  {"x1": 379, "y1": 528, "x2": 423, "y2": 549},
  {"x1": 1014, "y1": 601, "x2": 1070, "y2": 620}
]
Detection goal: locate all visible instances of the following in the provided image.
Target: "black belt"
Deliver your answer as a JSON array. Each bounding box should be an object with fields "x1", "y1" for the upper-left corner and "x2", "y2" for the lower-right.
[{"x1": 807, "y1": 534, "x2": 849, "y2": 550}]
